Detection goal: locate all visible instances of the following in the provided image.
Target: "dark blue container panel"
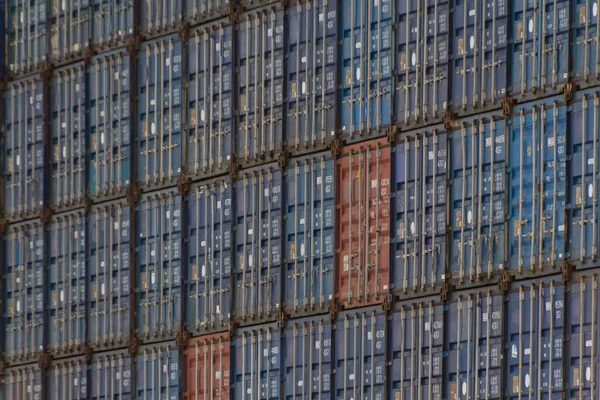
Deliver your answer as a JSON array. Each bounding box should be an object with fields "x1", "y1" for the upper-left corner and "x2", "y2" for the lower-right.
[
  {"x1": 91, "y1": 351, "x2": 133, "y2": 400},
  {"x1": 396, "y1": 0, "x2": 449, "y2": 124},
  {"x1": 233, "y1": 324, "x2": 282, "y2": 399},
  {"x1": 449, "y1": 118, "x2": 507, "y2": 284},
  {"x1": 136, "y1": 191, "x2": 183, "y2": 340},
  {"x1": 3, "y1": 365, "x2": 43, "y2": 399},
  {"x1": 140, "y1": 0, "x2": 182, "y2": 35},
  {"x1": 186, "y1": 179, "x2": 233, "y2": 333},
  {"x1": 186, "y1": 22, "x2": 234, "y2": 177},
  {"x1": 48, "y1": 357, "x2": 88, "y2": 399},
  {"x1": 185, "y1": 0, "x2": 229, "y2": 22},
  {"x1": 509, "y1": 99, "x2": 567, "y2": 274},
  {"x1": 567, "y1": 274, "x2": 600, "y2": 399},
  {"x1": 49, "y1": 0, "x2": 90, "y2": 60},
  {"x1": 48, "y1": 211, "x2": 87, "y2": 355},
  {"x1": 6, "y1": 0, "x2": 48, "y2": 74},
  {"x1": 340, "y1": 0, "x2": 392, "y2": 140},
  {"x1": 3, "y1": 221, "x2": 44, "y2": 362},
  {"x1": 445, "y1": 292, "x2": 503, "y2": 400},
  {"x1": 235, "y1": 8, "x2": 285, "y2": 163},
  {"x1": 389, "y1": 300, "x2": 443, "y2": 400},
  {"x1": 50, "y1": 64, "x2": 87, "y2": 209},
  {"x1": 3, "y1": 77, "x2": 45, "y2": 219},
  {"x1": 284, "y1": 317, "x2": 332, "y2": 400},
  {"x1": 505, "y1": 278, "x2": 565, "y2": 400},
  {"x1": 509, "y1": 0, "x2": 570, "y2": 96},
  {"x1": 91, "y1": 0, "x2": 134, "y2": 47},
  {"x1": 136, "y1": 343, "x2": 180, "y2": 399},
  {"x1": 286, "y1": 0, "x2": 337, "y2": 149},
  {"x1": 573, "y1": 2, "x2": 600, "y2": 82},
  {"x1": 88, "y1": 202, "x2": 131, "y2": 349},
  {"x1": 88, "y1": 51, "x2": 132, "y2": 199},
  {"x1": 285, "y1": 153, "x2": 335, "y2": 314},
  {"x1": 137, "y1": 36, "x2": 183, "y2": 188},
  {"x1": 234, "y1": 166, "x2": 283, "y2": 322},
  {"x1": 451, "y1": 0, "x2": 508, "y2": 110},
  {"x1": 393, "y1": 130, "x2": 447, "y2": 294}
]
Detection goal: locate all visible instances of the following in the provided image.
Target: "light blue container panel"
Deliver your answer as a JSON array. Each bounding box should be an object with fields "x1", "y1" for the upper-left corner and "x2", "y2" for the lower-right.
[
  {"x1": 91, "y1": 0, "x2": 134, "y2": 47},
  {"x1": 572, "y1": 1, "x2": 599, "y2": 83},
  {"x1": 48, "y1": 357, "x2": 88, "y2": 399},
  {"x1": 6, "y1": 0, "x2": 48, "y2": 73},
  {"x1": 49, "y1": 0, "x2": 90, "y2": 61},
  {"x1": 91, "y1": 350, "x2": 133, "y2": 400},
  {"x1": 136, "y1": 343, "x2": 180, "y2": 399}
]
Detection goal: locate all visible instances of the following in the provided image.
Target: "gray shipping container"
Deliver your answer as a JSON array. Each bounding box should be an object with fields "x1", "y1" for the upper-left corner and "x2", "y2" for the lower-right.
[
  {"x1": 6, "y1": 0, "x2": 47, "y2": 74},
  {"x1": 136, "y1": 342, "x2": 180, "y2": 399},
  {"x1": 91, "y1": 350, "x2": 133, "y2": 400},
  {"x1": 47, "y1": 357, "x2": 88, "y2": 399},
  {"x1": 49, "y1": 0, "x2": 90, "y2": 61},
  {"x1": 2, "y1": 364, "x2": 43, "y2": 399},
  {"x1": 91, "y1": 0, "x2": 134, "y2": 48}
]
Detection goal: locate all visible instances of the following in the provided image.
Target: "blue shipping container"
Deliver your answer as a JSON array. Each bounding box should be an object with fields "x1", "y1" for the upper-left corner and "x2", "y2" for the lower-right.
[
  {"x1": 48, "y1": 357, "x2": 88, "y2": 399},
  {"x1": 91, "y1": 0, "x2": 134, "y2": 47},
  {"x1": 49, "y1": 0, "x2": 90, "y2": 61},
  {"x1": 2, "y1": 365, "x2": 43, "y2": 399},
  {"x1": 6, "y1": 0, "x2": 48, "y2": 73},
  {"x1": 136, "y1": 343, "x2": 180, "y2": 399},
  {"x1": 572, "y1": 1, "x2": 600, "y2": 82},
  {"x1": 186, "y1": 179, "x2": 233, "y2": 333},
  {"x1": 140, "y1": 0, "x2": 182, "y2": 35},
  {"x1": 185, "y1": 0, "x2": 229, "y2": 23},
  {"x1": 91, "y1": 350, "x2": 133, "y2": 400}
]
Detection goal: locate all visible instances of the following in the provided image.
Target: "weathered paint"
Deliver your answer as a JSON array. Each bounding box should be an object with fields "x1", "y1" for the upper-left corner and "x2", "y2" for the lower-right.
[
  {"x1": 184, "y1": 333, "x2": 231, "y2": 399},
  {"x1": 49, "y1": 0, "x2": 90, "y2": 61},
  {"x1": 140, "y1": 0, "x2": 182, "y2": 35}
]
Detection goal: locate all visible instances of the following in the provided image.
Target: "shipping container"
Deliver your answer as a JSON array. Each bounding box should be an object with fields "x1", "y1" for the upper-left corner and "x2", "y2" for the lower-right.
[
  {"x1": 2, "y1": 364, "x2": 43, "y2": 399},
  {"x1": 448, "y1": 116, "x2": 507, "y2": 286},
  {"x1": 505, "y1": 277, "x2": 565, "y2": 400},
  {"x1": 286, "y1": 0, "x2": 337, "y2": 153},
  {"x1": 185, "y1": 20, "x2": 234, "y2": 180},
  {"x1": 186, "y1": 179, "x2": 233, "y2": 334},
  {"x1": 234, "y1": 164, "x2": 283, "y2": 323},
  {"x1": 137, "y1": 35, "x2": 183, "y2": 190},
  {"x1": 49, "y1": 0, "x2": 90, "y2": 62},
  {"x1": 136, "y1": 190, "x2": 183, "y2": 341},
  {"x1": 389, "y1": 298, "x2": 443, "y2": 400},
  {"x1": 91, "y1": 350, "x2": 133, "y2": 400},
  {"x1": 3, "y1": 220, "x2": 45, "y2": 363},
  {"x1": 3, "y1": 76, "x2": 45, "y2": 220},
  {"x1": 450, "y1": 0, "x2": 508, "y2": 112},
  {"x1": 396, "y1": 0, "x2": 450, "y2": 125},
  {"x1": 50, "y1": 63, "x2": 87, "y2": 210},
  {"x1": 283, "y1": 316, "x2": 332, "y2": 400},
  {"x1": 88, "y1": 201, "x2": 132, "y2": 350},
  {"x1": 392, "y1": 129, "x2": 445, "y2": 297},
  {"x1": 48, "y1": 210, "x2": 87, "y2": 356},
  {"x1": 185, "y1": 0, "x2": 229, "y2": 24},
  {"x1": 235, "y1": 6, "x2": 285, "y2": 166},
  {"x1": 91, "y1": 0, "x2": 134, "y2": 48},
  {"x1": 566, "y1": 273, "x2": 600, "y2": 399},
  {"x1": 140, "y1": 0, "x2": 182, "y2": 36},
  {"x1": 509, "y1": 0, "x2": 570, "y2": 98},
  {"x1": 89, "y1": 50, "x2": 132, "y2": 201},
  {"x1": 184, "y1": 332, "x2": 231, "y2": 399},
  {"x1": 232, "y1": 323, "x2": 282, "y2": 399},
  {"x1": 6, "y1": 0, "x2": 48, "y2": 74},
  {"x1": 0, "y1": 0, "x2": 5, "y2": 80},
  {"x1": 572, "y1": 1, "x2": 600, "y2": 84},
  {"x1": 339, "y1": 0, "x2": 392, "y2": 141},
  {"x1": 508, "y1": 98, "x2": 567, "y2": 276},
  {"x1": 285, "y1": 153, "x2": 335, "y2": 315},
  {"x1": 136, "y1": 342, "x2": 181, "y2": 399},
  {"x1": 444, "y1": 290, "x2": 503, "y2": 400},
  {"x1": 48, "y1": 357, "x2": 88, "y2": 399},
  {"x1": 334, "y1": 307, "x2": 386, "y2": 400}
]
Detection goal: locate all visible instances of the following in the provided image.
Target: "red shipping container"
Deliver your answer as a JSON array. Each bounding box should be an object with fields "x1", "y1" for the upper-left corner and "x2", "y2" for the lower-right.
[
  {"x1": 336, "y1": 137, "x2": 391, "y2": 309},
  {"x1": 184, "y1": 332, "x2": 231, "y2": 399}
]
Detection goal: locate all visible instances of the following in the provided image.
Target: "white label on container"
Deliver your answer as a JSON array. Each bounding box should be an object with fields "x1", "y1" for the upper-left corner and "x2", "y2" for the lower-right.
[
  {"x1": 589, "y1": 184, "x2": 594, "y2": 198},
  {"x1": 200, "y1": 109, "x2": 205, "y2": 122},
  {"x1": 411, "y1": 52, "x2": 417, "y2": 66},
  {"x1": 524, "y1": 348, "x2": 530, "y2": 355},
  {"x1": 469, "y1": 36, "x2": 475, "y2": 49},
  {"x1": 151, "y1": 272, "x2": 156, "y2": 284},
  {"x1": 317, "y1": 177, "x2": 322, "y2": 185},
  {"x1": 216, "y1": 43, "x2": 221, "y2": 51},
  {"x1": 16, "y1": 154, "x2": 20, "y2": 167},
  {"x1": 586, "y1": 340, "x2": 593, "y2": 347},
  {"x1": 301, "y1": 56, "x2": 307, "y2": 63},
  {"x1": 546, "y1": 301, "x2": 552, "y2": 311},
  {"x1": 589, "y1": 158, "x2": 595, "y2": 165},
  {"x1": 60, "y1": 290, "x2": 65, "y2": 302},
  {"x1": 483, "y1": 313, "x2": 489, "y2": 322},
  {"x1": 319, "y1": 13, "x2": 324, "y2": 21},
  {"x1": 302, "y1": 81, "x2": 306, "y2": 95},
  {"x1": 300, "y1": 218, "x2": 305, "y2": 226},
  {"x1": 372, "y1": 179, "x2": 378, "y2": 188},
  {"x1": 410, "y1": 222, "x2": 416, "y2": 235},
  {"x1": 264, "y1": 188, "x2": 270, "y2": 197},
  {"x1": 511, "y1": 345, "x2": 518, "y2": 358},
  {"x1": 356, "y1": 67, "x2": 361, "y2": 81},
  {"x1": 100, "y1": 110, "x2": 105, "y2": 117},
  {"x1": 166, "y1": 58, "x2": 171, "y2": 66},
  {"x1": 587, "y1": 367, "x2": 592, "y2": 381},
  {"x1": 548, "y1": 137, "x2": 555, "y2": 147},
  {"x1": 528, "y1": 19, "x2": 534, "y2": 33},
  {"x1": 298, "y1": 380, "x2": 304, "y2": 387},
  {"x1": 75, "y1": 83, "x2": 80, "y2": 92},
  {"x1": 558, "y1": 225, "x2": 565, "y2": 232},
  {"x1": 349, "y1": 374, "x2": 355, "y2": 381},
  {"x1": 315, "y1": 341, "x2": 321, "y2": 349},
  {"x1": 150, "y1": 99, "x2": 156, "y2": 106},
  {"x1": 100, "y1": 132, "x2": 106, "y2": 146},
  {"x1": 20, "y1": 12, "x2": 24, "y2": 23},
  {"x1": 248, "y1": 254, "x2": 253, "y2": 267},
  {"x1": 467, "y1": 210, "x2": 473, "y2": 224},
  {"x1": 247, "y1": 389, "x2": 252, "y2": 394},
  {"x1": 16, "y1": 300, "x2": 21, "y2": 312},
  {"x1": 217, "y1": 201, "x2": 222, "y2": 209},
  {"x1": 469, "y1": 9, "x2": 475, "y2": 16},
  {"x1": 355, "y1": 42, "x2": 362, "y2": 49},
  {"x1": 216, "y1": 305, "x2": 221, "y2": 314},
  {"x1": 525, "y1": 374, "x2": 530, "y2": 388},
  {"x1": 462, "y1": 382, "x2": 467, "y2": 395},
  {"x1": 248, "y1": 228, "x2": 253, "y2": 235},
  {"x1": 201, "y1": 265, "x2": 206, "y2": 278},
  {"x1": 201, "y1": 240, "x2": 206, "y2": 247},
  {"x1": 101, "y1": 261, "x2": 105, "y2": 268},
  {"x1": 101, "y1": 283, "x2": 105, "y2": 295},
  {"x1": 151, "y1": 122, "x2": 156, "y2": 134}
]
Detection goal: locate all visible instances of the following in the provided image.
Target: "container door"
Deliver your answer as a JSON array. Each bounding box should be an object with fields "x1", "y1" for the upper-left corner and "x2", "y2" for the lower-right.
[
  {"x1": 48, "y1": 360, "x2": 88, "y2": 399},
  {"x1": 91, "y1": 0, "x2": 134, "y2": 46},
  {"x1": 185, "y1": 336, "x2": 231, "y2": 399},
  {"x1": 140, "y1": 0, "x2": 182, "y2": 33},
  {"x1": 137, "y1": 346, "x2": 180, "y2": 399},
  {"x1": 8, "y1": 0, "x2": 48, "y2": 73},
  {"x1": 91, "y1": 353, "x2": 132, "y2": 399}
]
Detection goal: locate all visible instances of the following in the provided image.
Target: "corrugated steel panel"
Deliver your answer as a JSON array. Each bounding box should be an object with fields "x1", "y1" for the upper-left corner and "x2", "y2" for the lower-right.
[
  {"x1": 445, "y1": 291, "x2": 503, "y2": 400},
  {"x1": 48, "y1": 210, "x2": 87, "y2": 355},
  {"x1": 234, "y1": 164, "x2": 283, "y2": 323},
  {"x1": 339, "y1": 0, "x2": 392, "y2": 141},
  {"x1": 505, "y1": 277, "x2": 565, "y2": 399},
  {"x1": 449, "y1": 117, "x2": 506, "y2": 285},
  {"x1": 285, "y1": 153, "x2": 335, "y2": 315},
  {"x1": 451, "y1": 0, "x2": 508, "y2": 111},
  {"x1": 509, "y1": 0, "x2": 570, "y2": 97},
  {"x1": 50, "y1": 63, "x2": 87, "y2": 210},
  {"x1": 2, "y1": 365, "x2": 43, "y2": 399},
  {"x1": 136, "y1": 190, "x2": 183, "y2": 340},
  {"x1": 392, "y1": 129, "x2": 446, "y2": 297},
  {"x1": 49, "y1": 0, "x2": 90, "y2": 61},
  {"x1": 6, "y1": 0, "x2": 48, "y2": 74},
  {"x1": 567, "y1": 273, "x2": 600, "y2": 398},
  {"x1": 396, "y1": 0, "x2": 450, "y2": 125},
  {"x1": 389, "y1": 298, "x2": 444, "y2": 400},
  {"x1": 88, "y1": 201, "x2": 132, "y2": 350},
  {"x1": 286, "y1": 0, "x2": 337, "y2": 152},
  {"x1": 184, "y1": 333, "x2": 231, "y2": 399},
  {"x1": 91, "y1": 0, "x2": 134, "y2": 47},
  {"x1": 509, "y1": 98, "x2": 567, "y2": 276},
  {"x1": 232, "y1": 323, "x2": 282, "y2": 399},
  {"x1": 284, "y1": 316, "x2": 332, "y2": 399},
  {"x1": 48, "y1": 357, "x2": 88, "y2": 399},
  {"x1": 185, "y1": 0, "x2": 229, "y2": 24},
  {"x1": 186, "y1": 179, "x2": 233, "y2": 334},
  {"x1": 137, "y1": 35, "x2": 183, "y2": 190},
  {"x1": 334, "y1": 307, "x2": 386, "y2": 400},
  {"x1": 91, "y1": 350, "x2": 132, "y2": 399},
  {"x1": 140, "y1": 0, "x2": 182, "y2": 36},
  {"x1": 3, "y1": 220, "x2": 44, "y2": 363},
  {"x1": 235, "y1": 7, "x2": 285, "y2": 166},
  {"x1": 337, "y1": 138, "x2": 391, "y2": 308},
  {"x1": 186, "y1": 21, "x2": 234, "y2": 179},
  {"x1": 136, "y1": 342, "x2": 181, "y2": 399},
  {"x1": 3, "y1": 77, "x2": 45, "y2": 220},
  {"x1": 89, "y1": 50, "x2": 132, "y2": 200},
  {"x1": 573, "y1": 1, "x2": 600, "y2": 83}
]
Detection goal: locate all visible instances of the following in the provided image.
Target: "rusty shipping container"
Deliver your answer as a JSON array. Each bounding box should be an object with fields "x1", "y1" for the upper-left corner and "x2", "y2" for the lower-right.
[{"x1": 184, "y1": 332, "x2": 231, "y2": 399}]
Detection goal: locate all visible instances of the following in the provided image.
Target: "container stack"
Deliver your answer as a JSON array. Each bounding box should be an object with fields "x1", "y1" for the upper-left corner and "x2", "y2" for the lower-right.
[{"x1": 0, "y1": 0, "x2": 599, "y2": 399}]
